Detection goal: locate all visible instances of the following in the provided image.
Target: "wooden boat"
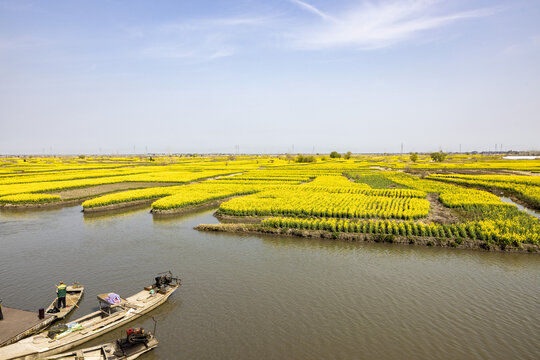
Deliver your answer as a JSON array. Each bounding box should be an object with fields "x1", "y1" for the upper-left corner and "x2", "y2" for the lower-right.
[
  {"x1": 44, "y1": 328, "x2": 158, "y2": 360},
  {"x1": 0, "y1": 284, "x2": 84, "y2": 348},
  {"x1": 45, "y1": 284, "x2": 84, "y2": 320},
  {"x1": 0, "y1": 273, "x2": 180, "y2": 360}
]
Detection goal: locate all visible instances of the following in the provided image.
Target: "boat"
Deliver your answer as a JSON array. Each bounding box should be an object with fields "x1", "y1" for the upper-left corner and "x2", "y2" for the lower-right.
[
  {"x1": 45, "y1": 284, "x2": 84, "y2": 320},
  {"x1": 43, "y1": 328, "x2": 158, "y2": 360},
  {"x1": 0, "y1": 284, "x2": 84, "y2": 348},
  {"x1": 0, "y1": 273, "x2": 180, "y2": 360}
]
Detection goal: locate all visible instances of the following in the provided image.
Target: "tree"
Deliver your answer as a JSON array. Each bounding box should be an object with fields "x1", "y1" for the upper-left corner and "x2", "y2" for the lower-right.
[
  {"x1": 295, "y1": 154, "x2": 316, "y2": 163},
  {"x1": 430, "y1": 151, "x2": 447, "y2": 162},
  {"x1": 344, "y1": 151, "x2": 352, "y2": 159},
  {"x1": 410, "y1": 153, "x2": 418, "y2": 162},
  {"x1": 330, "y1": 151, "x2": 341, "y2": 159}
]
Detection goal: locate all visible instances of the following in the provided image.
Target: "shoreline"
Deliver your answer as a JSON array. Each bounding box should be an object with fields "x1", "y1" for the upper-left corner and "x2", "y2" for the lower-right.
[
  {"x1": 151, "y1": 197, "x2": 236, "y2": 216},
  {"x1": 0, "y1": 199, "x2": 81, "y2": 209},
  {"x1": 0, "y1": 173, "x2": 243, "y2": 211},
  {"x1": 195, "y1": 223, "x2": 539, "y2": 253},
  {"x1": 82, "y1": 198, "x2": 156, "y2": 213},
  {"x1": 427, "y1": 177, "x2": 540, "y2": 211}
]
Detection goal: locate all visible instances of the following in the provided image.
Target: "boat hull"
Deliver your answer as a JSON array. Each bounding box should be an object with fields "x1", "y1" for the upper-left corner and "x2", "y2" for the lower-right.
[
  {"x1": 43, "y1": 337, "x2": 158, "y2": 360},
  {"x1": 0, "y1": 284, "x2": 178, "y2": 360}
]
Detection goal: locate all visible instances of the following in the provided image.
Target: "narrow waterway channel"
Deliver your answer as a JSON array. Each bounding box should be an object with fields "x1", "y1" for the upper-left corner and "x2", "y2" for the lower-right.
[
  {"x1": 500, "y1": 196, "x2": 540, "y2": 219},
  {"x1": 0, "y1": 206, "x2": 539, "y2": 360}
]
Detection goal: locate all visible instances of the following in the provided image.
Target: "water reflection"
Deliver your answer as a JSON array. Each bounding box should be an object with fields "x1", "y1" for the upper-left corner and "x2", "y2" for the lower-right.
[
  {"x1": 82, "y1": 205, "x2": 151, "y2": 222},
  {"x1": 1, "y1": 206, "x2": 539, "y2": 360},
  {"x1": 152, "y1": 208, "x2": 220, "y2": 225},
  {"x1": 500, "y1": 196, "x2": 540, "y2": 219}
]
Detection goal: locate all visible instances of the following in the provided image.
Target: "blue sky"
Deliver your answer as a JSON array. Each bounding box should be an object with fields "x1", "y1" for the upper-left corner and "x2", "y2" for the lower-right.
[{"x1": 1, "y1": 0, "x2": 539, "y2": 154}]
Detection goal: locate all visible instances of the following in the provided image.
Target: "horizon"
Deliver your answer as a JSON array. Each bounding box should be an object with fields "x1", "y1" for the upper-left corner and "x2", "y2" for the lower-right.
[{"x1": 1, "y1": 150, "x2": 538, "y2": 157}]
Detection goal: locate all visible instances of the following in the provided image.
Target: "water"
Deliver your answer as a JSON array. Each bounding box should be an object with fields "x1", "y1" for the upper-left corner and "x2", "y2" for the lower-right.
[
  {"x1": 1, "y1": 206, "x2": 539, "y2": 360},
  {"x1": 500, "y1": 196, "x2": 540, "y2": 219}
]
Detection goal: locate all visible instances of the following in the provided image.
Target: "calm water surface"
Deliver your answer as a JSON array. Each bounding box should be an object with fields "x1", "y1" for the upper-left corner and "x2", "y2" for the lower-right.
[{"x1": 0, "y1": 206, "x2": 539, "y2": 360}]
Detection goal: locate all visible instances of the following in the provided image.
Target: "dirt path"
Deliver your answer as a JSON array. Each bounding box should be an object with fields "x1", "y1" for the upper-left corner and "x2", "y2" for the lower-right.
[
  {"x1": 50, "y1": 182, "x2": 178, "y2": 200},
  {"x1": 52, "y1": 172, "x2": 243, "y2": 201},
  {"x1": 423, "y1": 193, "x2": 460, "y2": 224}
]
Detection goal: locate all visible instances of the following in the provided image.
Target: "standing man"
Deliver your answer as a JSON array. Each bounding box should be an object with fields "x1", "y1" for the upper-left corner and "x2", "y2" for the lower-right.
[{"x1": 57, "y1": 281, "x2": 67, "y2": 309}]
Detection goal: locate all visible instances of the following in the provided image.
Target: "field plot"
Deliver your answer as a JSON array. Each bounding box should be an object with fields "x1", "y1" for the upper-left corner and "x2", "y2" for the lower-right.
[
  {"x1": 1, "y1": 154, "x2": 538, "y2": 251},
  {"x1": 427, "y1": 174, "x2": 540, "y2": 209}
]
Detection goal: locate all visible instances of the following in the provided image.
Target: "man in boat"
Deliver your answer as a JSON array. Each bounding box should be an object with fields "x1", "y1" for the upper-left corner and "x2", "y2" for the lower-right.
[{"x1": 56, "y1": 281, "x2": 67, "y2": 309}]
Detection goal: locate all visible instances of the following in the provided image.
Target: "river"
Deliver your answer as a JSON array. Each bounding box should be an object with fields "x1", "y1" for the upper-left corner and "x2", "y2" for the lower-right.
[{"x1": 0, "y1": 206, "x2": 539, "y2": 360}]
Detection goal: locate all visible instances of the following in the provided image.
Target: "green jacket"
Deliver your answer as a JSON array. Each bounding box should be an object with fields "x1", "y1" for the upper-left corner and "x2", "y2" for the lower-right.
[{"x1": 57, "y1": 284, "x2": 67, "y2": 298}]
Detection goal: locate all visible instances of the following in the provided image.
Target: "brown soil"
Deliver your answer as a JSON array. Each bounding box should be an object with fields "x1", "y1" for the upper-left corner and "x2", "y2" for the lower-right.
[
  {"x1": 0, "y1": 183, "x2": 177, "y2": 210},
  {"x1": 82, "y1": 199, "x2": 156, "y2": 213},
  {"x1": 195, "y1": 223, "x2": 539, "y2": 253},
  {"x1": 214, "y1": 212, "x2": 266, "y2": 224},
  {"x1": 68, "y1": 173, "x2": 243, "y2": 212},
  {"x1": 427, "y1": 178, "x2": 540, "y2": 211},
  {"x1": 50, "y1": 182, "x2": 178, "y2": 200},
  {"x1": 151, "y1": 197, "x2": 235, "y2": 216},
  {"x1": 424, "y1": 193, "x2": 461, "y2": 224},
  {"x1": 2, "y1": 172, "x2": 245, "y2": 211},
  {"x1": 0, "y1": 199, "x2": 81, "y2": 210},
  {"x1": 82, "y1": 202, "x2": 152, "y2": 218}
]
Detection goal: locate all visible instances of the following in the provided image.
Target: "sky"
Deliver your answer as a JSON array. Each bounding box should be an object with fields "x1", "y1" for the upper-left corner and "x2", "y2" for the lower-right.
[{"x1": 1, "y1": 0, "x2": 539, "y2": 155}]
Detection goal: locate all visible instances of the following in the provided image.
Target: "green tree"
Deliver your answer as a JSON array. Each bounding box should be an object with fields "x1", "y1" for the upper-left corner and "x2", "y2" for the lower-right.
[
  {"x1": 430, "y1": 151, "x2": 447, "y2": 162},
  {"x1": 330, "y1": 151, "x2": 341, "y2": 159},
  {"x1": 344, "y1": 151, "x2": 352, "y2": 159},
  {"x1": 410, "y1": 153, "x2": 418, "y2": 162},
  {"x1": 295, "y1": 155, "x2": 316, "y2": 163}
]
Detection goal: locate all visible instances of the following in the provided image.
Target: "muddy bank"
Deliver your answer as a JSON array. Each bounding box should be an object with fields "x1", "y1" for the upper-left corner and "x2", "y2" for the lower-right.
[
  {"x1": 428, "y1": 178, "x2": 540, "y2": 211},
  {"x1": 151, "y1": 197, "x2": 235, "y2": 216},
  {"x1": 195, "y1": 223, "x2": 539, "y2": 253},
  {"x1": 424, "y1": 193, "x2": 461, "y2": 224},
  {"x1": 51, "y1": 182, "x2": 179, "y2": 200},
  {"x1": 82, "y1": 198, "x2": 156, "y2": 213},
  {"x1": 405, "y1": 168, "x2": 534, "y2": 176},
  {"x1": 82, "y1": 202, "x2": 152, "y2": 219},
  {"x1": 213, "y1": 208, "x2": 458, "y2": 226},
  {"x1": 0, "y1": 182, "x2": 180, "y2": 210},
  {"x1": 2, "y1": 174, "x2": 244, "y2": 211},
  {"x1": 0, "y1": 199, "x2": 80, "y2": 209},
  {"x1": 213, "y1": 211, "x2": 266, "y2": 224}
]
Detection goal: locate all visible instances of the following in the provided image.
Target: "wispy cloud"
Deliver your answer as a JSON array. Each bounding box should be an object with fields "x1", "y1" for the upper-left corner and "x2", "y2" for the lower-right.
[
  {"x1": 142, "y1": 44, "x2": 235, "y2": 61},
  {"x1": 503, "y1": 34, "x2": 540, "y2": 56},
  {"x1": 289, "y1": 0, "x2": 335, "y2": 21},
  {"x1": 138, "y1": 15, "x2": 274, "y2": 62},
  {"x1": 289, "y1": 0, "x2": 498, "y2": 50}
]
